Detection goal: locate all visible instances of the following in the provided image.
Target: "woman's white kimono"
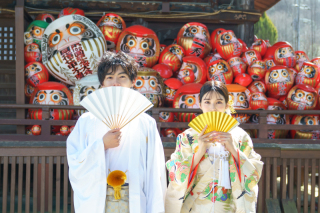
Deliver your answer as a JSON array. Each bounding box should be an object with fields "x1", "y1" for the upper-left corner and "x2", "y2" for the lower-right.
[{"x1": 67, "y1": 112, "x2": 166, "y2": 213}]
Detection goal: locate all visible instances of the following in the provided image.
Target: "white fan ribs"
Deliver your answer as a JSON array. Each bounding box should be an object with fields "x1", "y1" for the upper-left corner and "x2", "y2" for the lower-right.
[{"x1": 80, "y1": 86, "x2": 153, "y2": 129}]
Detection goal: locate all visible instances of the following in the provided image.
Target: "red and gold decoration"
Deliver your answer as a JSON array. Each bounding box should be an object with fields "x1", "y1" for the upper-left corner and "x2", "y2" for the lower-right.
[
  {"x1": 291, "y1": 115, "x2": 320, "y2": 139},
  {"x1": 266, "y1": 98, "x2": 290, "y2": 139},
  {"x1": 24, "y1": 43, "x2": 42, "y2": 63},
  {"x1": 226, "y1": 84, "x2": 251, "y2": 123},
  {"x1": 295, "y1": 51, "x2": 310, "y2": 71},
  {"x1": 250, "y1": 92, "x2": 268, "y2": 110},
  {"x1": 58, "y1": 8, "x2": 85, "y2": 18},
  {"x1": 60, "y1": 125, "x2": 70, "y2": 136},
  {"x1": 228, "y1": 57, "x2": 247, "y2": 76},
  {"x1": 287, "y1": 84, "x2": 318, "y2": 110},
  {"x1": 96, "y1": 13, "x2": 126, "y2": 51},
  {"x1": 263, "y1": 58, "x2": 276, "y2": 70},
  {"x1": 295, "y1": 62, "x2": 319, "y2": 87},
  {"x1": 31, "y1": 125, "x2": 41, "y2": 136},
  {"x1": 173, "y1": 83, "x2": 202, "y2": 122},
  {"x1": 207, "y1": 59, "x2": 233, "y2": 84},
  {"x1": 28, "y1": 82, "x2": 74, "y2": 121},
  {"x1": 247, "y1": 60, "x2": 266, "y2": 80},
  {"x1": 215, "y1": 30, "x2": 242, "y2": 60},
  {"x1": 241, "y1": 49, "x2": 261, "y2": 66},
  {"x1": 117, "y1": 25, "x2": 160, "y2": 68},
  {"x1": 158, "y1": 44, "x2": 185, "y2": 72},
  {"x1": 250, "y1": 39, "x2": 267, "y2": 57},
  {"x1": 164, "y1": 78, "x2": 183, "y2": 107},
  {"x1": 152, "y1": 63, "x2": 173, "y2": 80},
  {"x1": 35, "y1": 13, "x2": 55, "y2": 24},
  {"x1": 25, "y1": 62, "x2": 49, "y2": 87},
  {"x1": 248, "y1": 80, "x2": 266, "y2": 94},
  {"x1": 134, "y1": 67, "x2": 165, "y2": 107},
  {"x1": 159, "y1": 112, "x2": 175, "y2": 122},
  {"x1": 177, "y1": 56, "x2": 207, "y2": 84},
  {"x1": 265, "y1": 65, "x2": 294, "y2": 98},
  {"x1": 177, "y1": 22, "x2": 211, "y2": 58}
]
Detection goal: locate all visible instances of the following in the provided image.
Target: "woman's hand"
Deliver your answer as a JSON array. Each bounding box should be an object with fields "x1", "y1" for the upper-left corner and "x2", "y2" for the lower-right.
[
  {"x1": 192, "y1": 125, "x2": 215, "y2": 170},
  {"x1": 212, "y1": 131, "x2": 239, "y2": 163},
  {"x1": 197, "y1": 125, "x2": 216, "y2": 155}
]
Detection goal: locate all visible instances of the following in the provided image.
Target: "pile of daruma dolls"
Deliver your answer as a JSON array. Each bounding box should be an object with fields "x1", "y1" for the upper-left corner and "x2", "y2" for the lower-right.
[{"x1": 23, "y1": 8, "x2": 320, "y2": 139}]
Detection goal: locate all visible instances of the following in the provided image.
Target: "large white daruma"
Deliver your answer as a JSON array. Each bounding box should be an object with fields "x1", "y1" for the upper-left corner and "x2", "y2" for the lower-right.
[
  {"x1": 41, "y1": 15, "x2": 107, "y2": 85},
  {"x1": 80, "y1": 86, "x2": 153, "y2": 129}
]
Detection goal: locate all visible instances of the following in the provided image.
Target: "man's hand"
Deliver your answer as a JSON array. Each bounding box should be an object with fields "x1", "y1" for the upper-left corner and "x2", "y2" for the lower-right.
[{"x1": 103, "y1": 128, "x2": 121, "y2": 150}]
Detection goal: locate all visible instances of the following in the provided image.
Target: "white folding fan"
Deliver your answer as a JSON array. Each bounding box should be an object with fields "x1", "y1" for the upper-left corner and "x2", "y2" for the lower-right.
[{"x1": 80, "y1": 86, "x2": 153, "y2": 129}]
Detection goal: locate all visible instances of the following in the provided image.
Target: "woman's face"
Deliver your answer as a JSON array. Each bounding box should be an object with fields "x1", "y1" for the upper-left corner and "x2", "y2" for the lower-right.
[{"x1": 199, "y1": 91, "x2": 228, "y2": 113}]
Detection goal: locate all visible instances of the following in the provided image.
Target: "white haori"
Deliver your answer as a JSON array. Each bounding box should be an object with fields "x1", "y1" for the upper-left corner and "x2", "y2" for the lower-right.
[{"x1": 67, "y1": 112, "x2": 166, "y2": 213}]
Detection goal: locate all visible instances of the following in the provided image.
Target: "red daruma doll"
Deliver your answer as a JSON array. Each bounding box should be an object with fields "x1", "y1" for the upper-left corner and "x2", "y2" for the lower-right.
[
  {"x1": 286, "y1": 84, "x2": 318, "y2": 110},
  {"x1": 25, "y1": 62, "x2": 49, "y2": 87},
  {"x1": 177, "y1": 22, "x2": 212, "y2": 58},
  {"x1": 207, "y1": 59, "x2": 233, "y2": 84},
  {"x1": 295, "y1": 62, "x2": 319, "y2": 87},
  {"x1": 215, "y1": 30, "x2": 242, "y2": 60},
  {"x1": 291, "y1": 115, "x2": 320, "y2": 139},
  {"x1": 158, "y1": 44, "x2": 185, "y2": 72},
  {"x1": 96, "y1": 13, "x2": 126, "y2": 51},
  {"x1": 164, "y1": 78, "x2": 183, "y2": 107},
  {"x1": 226, "y1": 84, "x2": 252, "y2": 123},
  {"x1": 266, "y1": 98, "x2": 290, "y2": 139},
  {"x1": 25, "y1": 43, "x2": 42, "y2": 63},
  {"x1": 177, "y1": 56, "x2": 207, "y2": 84},
  {"x1": 173, "y1": 83, "x2": 202, "y2": 122},
  {"x1": 227, "y1": 57, "x2": 247, "y2": 76},
  {"x1": 117, "y1": 25, "x2": 160, "y2": 68},
  {"x1": 265, "y1": 66, "x2": 294, "y2": 98}
]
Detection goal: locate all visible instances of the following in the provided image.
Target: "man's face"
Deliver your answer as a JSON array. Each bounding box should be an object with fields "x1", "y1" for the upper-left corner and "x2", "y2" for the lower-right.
[{"x1": 102, "y1": 66, "x2": 135, "y2": 88}]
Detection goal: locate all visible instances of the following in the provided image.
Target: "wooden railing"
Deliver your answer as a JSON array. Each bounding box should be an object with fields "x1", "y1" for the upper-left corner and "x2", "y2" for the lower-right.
[{"x1": 1, "y1": 104, "x2": 320, "y2": 144}]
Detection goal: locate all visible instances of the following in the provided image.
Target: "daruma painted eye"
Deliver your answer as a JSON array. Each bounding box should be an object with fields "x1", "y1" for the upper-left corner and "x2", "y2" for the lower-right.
[
  {"x1": 281, "y1": 70, "x2": 288, "y2": 77},
  {"x1": 238, "y1": 95, "x2": 245, "y2": 102},
  {"x1": 51, "y1": 93, "x2": 61, "y2": 102},
  {"x1": 185, "y1": 96, "x2": 195, "y2": 106},
  {"x1": 308, "y1": 119, "x2": 314, "y2": 125},
  {"x1": 48, "y1": 32, "x2": 62, "y2": 47},
  {"x1": 297, "y1": 92, "x2": 304, "y2": 98},
  {"x1": 191, "y1": 27, "x2": 198, "y2": 34},
  {"x1": 135, "y1": 78, "x2": 144, "y2": 88},
  {"x1": 68, "y1": 22, "x2": 86, "y2": 35},
  {"x1": 307, "y1": 94, "x2": 313, "y2": 101},
  {"x1": 141, "y1": 41, "x2": 149, "y2": 50},
  {"x1": 149, "y1": 79, "x2": 156, "y2": 89},
  {"x1": 166, "y1": 88, "x2": 171, "y2": 94},
  {"x1": 38, "y1": 92, "x2": 46, "y2": 101},
  {"x1": 272, "y1": 71, "x2": 279, "y2": 78},
  {"x1": 128, "y1": 39, "x2": 136, "y2": 47}
]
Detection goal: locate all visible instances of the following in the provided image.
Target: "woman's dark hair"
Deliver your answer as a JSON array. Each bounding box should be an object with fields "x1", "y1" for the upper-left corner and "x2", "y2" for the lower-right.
[
  {"x1": 97, "y1": 51, "x2": 139, "y2": 85},
  {"x1": 199, "y1": 80, "x2": 229, "y2": 103}
]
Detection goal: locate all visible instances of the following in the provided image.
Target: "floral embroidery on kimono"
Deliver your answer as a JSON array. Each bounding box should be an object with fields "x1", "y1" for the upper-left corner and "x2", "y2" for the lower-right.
[{"x1": 165, "y1": 127, "x2": 263, "y2": 213}]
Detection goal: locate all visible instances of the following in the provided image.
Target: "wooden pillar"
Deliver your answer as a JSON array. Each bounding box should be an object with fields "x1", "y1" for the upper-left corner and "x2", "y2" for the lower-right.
[
  {"x1": 238, "y1": 0, "x2": 255, "y2": 47},
  {"x1": 15, "y1": 0, "x2": 25, "y2": 134}
]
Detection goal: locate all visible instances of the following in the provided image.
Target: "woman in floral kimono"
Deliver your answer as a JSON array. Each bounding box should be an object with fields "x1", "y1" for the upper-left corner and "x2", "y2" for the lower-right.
[{"x1": 165, "y1": 80, "x2": 263, "y2": 213}]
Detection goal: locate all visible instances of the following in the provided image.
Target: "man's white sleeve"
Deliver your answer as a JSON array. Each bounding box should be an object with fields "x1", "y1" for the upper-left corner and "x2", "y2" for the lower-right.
[{"x1": 67, "y1": 116, "x2": 107, "y2": 213}]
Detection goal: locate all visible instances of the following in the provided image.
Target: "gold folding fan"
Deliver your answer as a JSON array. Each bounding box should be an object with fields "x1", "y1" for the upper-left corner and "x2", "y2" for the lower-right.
[{"x1": 188, "y1": 111, "x2": 239, "y2": 134}]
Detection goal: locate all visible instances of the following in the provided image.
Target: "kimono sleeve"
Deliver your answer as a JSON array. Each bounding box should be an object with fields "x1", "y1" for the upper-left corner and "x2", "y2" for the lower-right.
[
  {"x1": 66, "y1": 115, "x2": 107, "y2": 213},
  {"x1": 229, "y1": 130, "x2": 264, "y2": 212},
  {"x1": 145, "y1": 118, "x2": 166, "y2": 213},
  {"x1": 238, "y1": 132, "x2": 263, "y2": 194},
  {"x1": 165, "y1": 132, "x2": 194, "y2": 213}
]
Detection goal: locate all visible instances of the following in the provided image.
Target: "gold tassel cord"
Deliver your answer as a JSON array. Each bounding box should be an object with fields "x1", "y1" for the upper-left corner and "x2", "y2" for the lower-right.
[{"x1": 107, "y1": 170, "x2": 127, "y2": 200}]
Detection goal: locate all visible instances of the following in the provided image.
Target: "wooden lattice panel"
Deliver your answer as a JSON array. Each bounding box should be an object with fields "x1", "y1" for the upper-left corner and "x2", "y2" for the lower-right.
[{"x1": 0, "y1": 19, "x2": 15, "y2": 62}]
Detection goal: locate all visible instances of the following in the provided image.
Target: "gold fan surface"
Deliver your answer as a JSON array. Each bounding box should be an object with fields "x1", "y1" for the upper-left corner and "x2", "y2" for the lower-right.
[{"x1": 188, "y1": 111, "x2": 239, "y2": 134}]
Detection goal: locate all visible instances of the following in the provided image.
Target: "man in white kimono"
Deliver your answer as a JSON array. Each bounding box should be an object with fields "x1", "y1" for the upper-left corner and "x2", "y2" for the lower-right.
[{"x1": 67, "y1": 51, "x2": 166, "y2": 213}]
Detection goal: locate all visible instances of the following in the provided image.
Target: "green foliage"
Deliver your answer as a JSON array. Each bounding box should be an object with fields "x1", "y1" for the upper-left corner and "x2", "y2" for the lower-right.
[{"x1": 254, "y1": 12, "x2": 278, "y2": 45}]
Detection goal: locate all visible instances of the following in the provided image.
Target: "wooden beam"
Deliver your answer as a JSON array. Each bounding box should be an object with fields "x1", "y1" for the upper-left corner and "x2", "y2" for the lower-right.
[{"x1": 15, "y1": 5, "x2": 25, "y2": 134}]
